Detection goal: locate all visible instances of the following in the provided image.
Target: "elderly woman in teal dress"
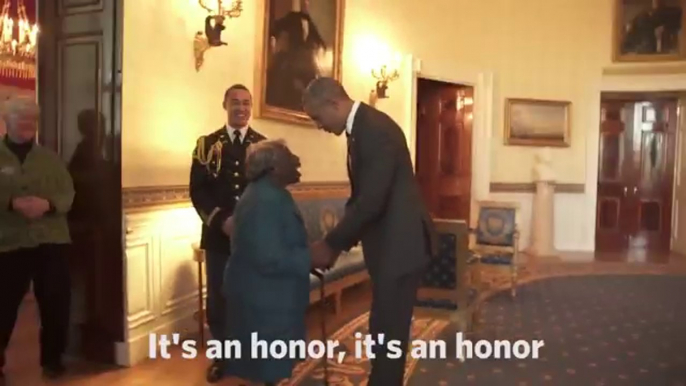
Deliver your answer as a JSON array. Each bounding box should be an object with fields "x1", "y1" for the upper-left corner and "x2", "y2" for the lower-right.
[{"x1": 221, "y1": 139, "x2": 329, "y2": 385}]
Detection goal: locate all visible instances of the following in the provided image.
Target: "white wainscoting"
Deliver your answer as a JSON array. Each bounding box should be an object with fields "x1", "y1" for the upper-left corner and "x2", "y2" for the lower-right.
[
  {"x1": 119, "y1": 205, "x2": 203, "y2": 366},
  {"x1": 489, "y1": 191, "x2": 595, "y2": 259}
]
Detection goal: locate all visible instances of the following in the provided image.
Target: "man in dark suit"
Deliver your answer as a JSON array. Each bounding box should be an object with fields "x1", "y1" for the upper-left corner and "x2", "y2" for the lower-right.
[
  {"x1": 189, "y1": 84, "x2": 266, "y2": 383},
  {"x1": 303, "y1": 77, "x2": 435, "y2": 385}
]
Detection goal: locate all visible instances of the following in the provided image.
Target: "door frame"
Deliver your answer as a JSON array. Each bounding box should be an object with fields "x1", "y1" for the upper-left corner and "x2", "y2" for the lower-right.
[
  {"x1": 406, "y1": 59, "x2": 493, "y2": 226},
  {"x1": 36, "y1": 0, "x2": 125, "y2": 364},
  {"x1": 595, "y1": 90, "x2": 684, "y2": 252}
]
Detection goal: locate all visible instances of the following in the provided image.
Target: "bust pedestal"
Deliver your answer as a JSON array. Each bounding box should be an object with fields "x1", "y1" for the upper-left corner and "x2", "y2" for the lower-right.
[{"x1": 528, "y1": 180, "x2": 557, "y2": 259}]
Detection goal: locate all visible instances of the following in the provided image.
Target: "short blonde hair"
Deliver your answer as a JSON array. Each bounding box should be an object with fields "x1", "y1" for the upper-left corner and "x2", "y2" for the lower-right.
[{"x1": 245, "y1": 139, "x2": 289, "y2": 180}]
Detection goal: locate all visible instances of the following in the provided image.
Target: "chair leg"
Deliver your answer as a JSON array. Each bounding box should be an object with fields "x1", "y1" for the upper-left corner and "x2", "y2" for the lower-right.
[
  {"x1": 510, "y1": 264, "x2": 517, "y2": 298},
  {"x1": 334, "y1": 291, "x2": 342, "y2": 315}
]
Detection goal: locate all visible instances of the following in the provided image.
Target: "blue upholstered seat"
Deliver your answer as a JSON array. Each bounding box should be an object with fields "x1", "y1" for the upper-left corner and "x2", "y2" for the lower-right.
[
  {"x1": 470, "y1": 201, "x2": 520, "y2": 297},
  {"x1": 415, "y1": 219, "x2": 480, "y2": 322},
  {"x1": 309, "y1": 250, "x2": 366, "y2": 289},
  {"x1": 479, "y1": 253, "x2": 513, "y2": 265},
  {"x1": 294, "y1": 193, "x2": 368, "y2": 296},
  {"x1": 421, "y1": 233, "x2": 457, "y2": 289}
]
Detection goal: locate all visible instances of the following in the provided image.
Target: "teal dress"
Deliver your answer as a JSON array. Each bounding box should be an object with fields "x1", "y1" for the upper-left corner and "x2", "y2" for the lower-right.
[{"x1": 221, "y1": 176, "x2": 311, "y2": 383}]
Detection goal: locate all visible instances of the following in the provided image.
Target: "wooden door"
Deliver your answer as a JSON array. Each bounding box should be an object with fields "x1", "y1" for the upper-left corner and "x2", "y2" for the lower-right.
[
  {"x1": 596, "y1": 97, "x2": 677, "y2": 253},
  {"x1": 37, "y1": 0, "x2": 124, "y2": 363},
  {"x1": 415, "y1": 78, "x2": 473, "y2": 220}
]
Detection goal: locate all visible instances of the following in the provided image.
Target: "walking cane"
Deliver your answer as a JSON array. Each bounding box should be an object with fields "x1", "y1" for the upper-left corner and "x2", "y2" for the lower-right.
[{"x1": 311, "y1": 269, "x2": 329, "y2": 386}]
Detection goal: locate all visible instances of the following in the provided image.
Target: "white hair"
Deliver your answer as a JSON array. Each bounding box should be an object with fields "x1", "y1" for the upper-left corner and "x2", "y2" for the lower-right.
[
  {"x1": 245, "y1": 139, "x2": 289, "y2": 180},
  {"x1": 0, "y1": 95, "x2": 39, "y2": 122}
]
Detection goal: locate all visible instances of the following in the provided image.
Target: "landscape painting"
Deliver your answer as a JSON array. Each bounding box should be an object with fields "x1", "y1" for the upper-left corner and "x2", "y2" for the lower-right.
[{"x1": 504, "y1": 98, "x2": 571, "y2": 147}]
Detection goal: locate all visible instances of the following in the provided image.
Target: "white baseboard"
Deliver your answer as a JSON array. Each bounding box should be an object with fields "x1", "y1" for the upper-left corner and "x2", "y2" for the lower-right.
[
  {"x1": 558, "y1": 251, "x2": 595, "y2": 262},
  {"x1": 117, "y1": 309, "x2": 201, "y2": 367}
]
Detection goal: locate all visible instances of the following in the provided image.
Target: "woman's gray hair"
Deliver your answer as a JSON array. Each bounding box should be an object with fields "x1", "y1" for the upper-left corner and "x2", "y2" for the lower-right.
[{"x1": 245, "y1": 139, "x2": 289, "y2": 180}]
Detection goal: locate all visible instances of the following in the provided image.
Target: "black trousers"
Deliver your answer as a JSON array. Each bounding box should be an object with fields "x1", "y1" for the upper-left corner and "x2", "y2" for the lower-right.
[
  {"x1": 0, "y1": 244, "x2": 71, "y2": 369},
  {"x1": 367, "y1": 268, "x2": 424, "y2": 386}
]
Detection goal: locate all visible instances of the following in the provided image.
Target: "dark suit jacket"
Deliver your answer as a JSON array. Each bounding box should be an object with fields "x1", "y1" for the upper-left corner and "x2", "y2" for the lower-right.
[
  {"x1": 189, "y1": 126, "x2": 266, "y2": 252},
  {"x1": 325, "y1": 103, "x2": 436, "y2": 279}
]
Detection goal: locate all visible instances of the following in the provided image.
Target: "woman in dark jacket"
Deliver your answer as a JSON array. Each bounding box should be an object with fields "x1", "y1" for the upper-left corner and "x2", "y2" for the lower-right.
[{"x1": 221, "y1": 139, "x2": 328, "y2": 385}]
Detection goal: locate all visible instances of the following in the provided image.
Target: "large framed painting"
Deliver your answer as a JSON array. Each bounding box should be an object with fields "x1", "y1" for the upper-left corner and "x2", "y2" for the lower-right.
[
  {"x1": 257, "y1": 0, "x2": 345, "y2": 124},
  {"x1": 504, "y1": 98, "x2": 571, "y2": 148},
  {"x1": 613, "y1": 0, "x2": 685, "y2": 62}
]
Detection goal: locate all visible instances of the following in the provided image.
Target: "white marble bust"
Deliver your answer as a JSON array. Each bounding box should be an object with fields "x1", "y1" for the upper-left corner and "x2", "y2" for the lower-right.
[{"x1": 533, "y1": 147, "x2": 555, "y2": 182}]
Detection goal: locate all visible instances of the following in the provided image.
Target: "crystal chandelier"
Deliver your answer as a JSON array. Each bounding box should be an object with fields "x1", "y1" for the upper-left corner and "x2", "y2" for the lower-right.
[{"x1": 0, "y1": 0, "x2": 38, "y2": 79}]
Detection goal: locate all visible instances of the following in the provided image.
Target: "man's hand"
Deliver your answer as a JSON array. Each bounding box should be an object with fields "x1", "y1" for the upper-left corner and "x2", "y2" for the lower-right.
[
  {"x1": 221, "y1": 216, "x2": 234, "y2": 236},
  {"x1": 12, "y1": 196, "x2": 50, "y2": 220},
  {"x1": 310, "y1": 240, "x2": 340, "y2": 269}
]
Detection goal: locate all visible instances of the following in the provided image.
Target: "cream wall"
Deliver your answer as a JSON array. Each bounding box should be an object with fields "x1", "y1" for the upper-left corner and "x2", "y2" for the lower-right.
[
  {"x1": 118, "y1": 0, "x2": 686, "y2": 365},
  {"x1": 122, "y1": 0, "x2": 612, "y2": 247},
  {"x1": 121, "y1": 0, "x2": 348, "y2": 186}
]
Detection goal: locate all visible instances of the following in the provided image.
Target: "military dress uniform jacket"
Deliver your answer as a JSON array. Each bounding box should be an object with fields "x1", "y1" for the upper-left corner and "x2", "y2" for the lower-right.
[{"x1": 189, "y1": 126, "x2": 266, "y2": 253}]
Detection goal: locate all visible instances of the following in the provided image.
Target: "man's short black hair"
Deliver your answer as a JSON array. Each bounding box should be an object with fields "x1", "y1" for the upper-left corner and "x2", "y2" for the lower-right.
[
  {"x1": 223, "y1": 84, "x2": 251, "y2": 102},
  {"x1": 303, "y1": 77, "x2": 349, "y2": 105}
]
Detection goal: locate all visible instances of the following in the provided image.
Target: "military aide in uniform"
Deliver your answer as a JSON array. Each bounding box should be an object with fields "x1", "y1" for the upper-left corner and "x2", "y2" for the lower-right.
[{"x1": 189, "y1": 84, "x2": 265, "y2": 383}]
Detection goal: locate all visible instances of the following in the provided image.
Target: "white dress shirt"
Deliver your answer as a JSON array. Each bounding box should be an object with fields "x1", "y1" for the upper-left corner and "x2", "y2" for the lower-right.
[
  {"x1": 345, "y1": 101, "x2": 361, "y2": 135},
  {"x1": 226, "y1": 124, "x2": 248, "y2": 143}
]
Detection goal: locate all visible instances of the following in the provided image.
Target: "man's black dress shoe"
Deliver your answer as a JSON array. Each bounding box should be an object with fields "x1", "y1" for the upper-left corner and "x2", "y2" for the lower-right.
[
  {"x1": 42, "y1": 363, "x2": 66, "y2": 379},
  {"x1": 206, "y1": 361, "x2": 223, "y2": 383}
]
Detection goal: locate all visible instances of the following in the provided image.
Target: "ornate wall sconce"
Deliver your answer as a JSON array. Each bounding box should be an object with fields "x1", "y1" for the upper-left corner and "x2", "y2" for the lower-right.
[
  {"x1": 193, "y1": 0, "x2": 243, "y2": 71},
  {"x1": 369, "y1": 64, "x2": 399, "y2": 106}
]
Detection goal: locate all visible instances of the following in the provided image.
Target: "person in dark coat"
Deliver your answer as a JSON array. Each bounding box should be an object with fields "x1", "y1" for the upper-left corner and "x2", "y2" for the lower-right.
[
  {"x1": 221, "y1": 139, "x2": 329, "y2": 385},
  {"x1": 303, "y1": 77, "x2": 436, "y2": 386}
]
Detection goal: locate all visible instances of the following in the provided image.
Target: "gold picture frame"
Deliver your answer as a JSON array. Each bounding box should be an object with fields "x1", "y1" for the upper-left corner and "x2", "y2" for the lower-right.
[
  {"x1": 255, "y1": 0, "x2": 345, "y2": 125},
  {"x1": 504, "y1": 98, "x2": 571, "y2": 148},
  {"x1": 612, "y1": 0, "x2": 686, "y2": 62}
]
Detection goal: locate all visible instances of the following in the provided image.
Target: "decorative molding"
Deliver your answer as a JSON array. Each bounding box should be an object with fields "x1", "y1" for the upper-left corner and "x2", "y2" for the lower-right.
[
  {"x1": 59, "y1": 0, "x2": 104, "y2": 16},
  {"x1": 122, "y1": 181, "x2": 351, "y2": 211},
  {"x1": 490, "y1": 182, "x2": 585, "y2": 194},
  {"x1": 602, "y1": 63, "x2": 686, "y2": 76},
  {"x1": 123, "y1": 185, "x2": 191, "y2": 211}
]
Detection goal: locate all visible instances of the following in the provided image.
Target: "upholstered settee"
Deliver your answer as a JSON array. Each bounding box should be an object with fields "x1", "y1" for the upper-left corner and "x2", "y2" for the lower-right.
[{"x1": 290, "y1": 183, "x2": 369, "y2": 315}]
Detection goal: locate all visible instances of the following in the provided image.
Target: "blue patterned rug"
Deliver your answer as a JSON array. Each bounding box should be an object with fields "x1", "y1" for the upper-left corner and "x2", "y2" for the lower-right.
[{"x1": 407, "y1": 275, "x2": 686, "y2": 385}]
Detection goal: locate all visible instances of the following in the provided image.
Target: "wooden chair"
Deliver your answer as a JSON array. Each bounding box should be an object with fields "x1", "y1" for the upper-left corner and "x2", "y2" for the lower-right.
[
  {"x1": 191, "y1": 243, "x2": 206, "y2": 346},
  {"x1": 416, "y1": 219, "x2": 481, "y2": 336},
  {"x1": 469, "y1": 200, "x2": 520, "y2": 298}
]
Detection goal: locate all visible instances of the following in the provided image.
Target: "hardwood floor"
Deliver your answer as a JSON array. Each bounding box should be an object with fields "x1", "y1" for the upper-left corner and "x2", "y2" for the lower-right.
[
  {"x1": 593, "y1": 250, "x2": 685, "y2": 264},
  {"x1": 3, "y1": 253, "x2": 686, "y2": 386},
  {"x1": 2, "y1": 283, "x2": 372, "y2": 386}
]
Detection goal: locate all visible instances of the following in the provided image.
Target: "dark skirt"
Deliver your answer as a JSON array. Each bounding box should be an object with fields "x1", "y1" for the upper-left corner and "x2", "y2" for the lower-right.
[{"x1": 222, "y1": 300, "x2": 307, "y2": 383}]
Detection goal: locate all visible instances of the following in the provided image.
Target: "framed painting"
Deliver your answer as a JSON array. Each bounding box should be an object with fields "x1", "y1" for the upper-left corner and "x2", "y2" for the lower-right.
[
  {"x1": 612, "y1": 0, "x2": 685, "y2": 62},
  {"x1": 257, "y1": 0, "x2": 345, "y2": 124},
  {"x1": 504, "y1": 98, "x2": 571, "y2": 147}
]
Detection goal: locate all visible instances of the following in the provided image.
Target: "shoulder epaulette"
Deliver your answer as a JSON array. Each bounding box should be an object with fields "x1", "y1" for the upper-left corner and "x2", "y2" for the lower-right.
[{"x1": 193, "y1": 133, "x2": 224, "y2": 176}]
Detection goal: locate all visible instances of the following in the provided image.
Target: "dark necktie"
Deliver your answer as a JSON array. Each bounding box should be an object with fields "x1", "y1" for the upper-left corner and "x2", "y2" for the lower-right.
[{"x1": 232, "y1": 129, "x2": 242, "y2": 148}]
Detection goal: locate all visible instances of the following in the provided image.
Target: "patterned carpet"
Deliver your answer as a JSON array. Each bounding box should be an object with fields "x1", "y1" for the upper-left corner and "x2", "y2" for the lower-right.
[
  {"x1": 409, "y1": 275, "x2": 686, "y2": 385},
  {"x1": 287, "y1": 261, "x2": 686, "y2": 386},
  {"x1": 284, "y1": 312, "x2": 449, "y2": 386}
]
